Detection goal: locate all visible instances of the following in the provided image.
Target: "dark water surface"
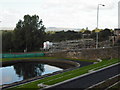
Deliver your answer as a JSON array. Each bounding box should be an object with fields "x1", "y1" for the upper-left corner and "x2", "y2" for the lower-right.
[{"x1": 0, "y1": 62, "x2": 62, "y2": 85}]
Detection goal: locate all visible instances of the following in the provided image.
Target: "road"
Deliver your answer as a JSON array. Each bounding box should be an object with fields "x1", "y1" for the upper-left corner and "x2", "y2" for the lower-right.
[{"x1": 45, "y1": 63, "x2": 120, "y2": 89}]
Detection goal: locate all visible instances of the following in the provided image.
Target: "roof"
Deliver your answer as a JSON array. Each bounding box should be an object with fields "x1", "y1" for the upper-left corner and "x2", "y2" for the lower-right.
[{"x1": 114, "y1": 28, "x2": 120, "y2": 31}]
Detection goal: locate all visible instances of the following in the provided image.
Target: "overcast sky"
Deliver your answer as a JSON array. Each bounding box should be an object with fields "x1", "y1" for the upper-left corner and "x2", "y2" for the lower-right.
[{"x1": 0, "y1": 0, "x2": 119, "y2": 30}]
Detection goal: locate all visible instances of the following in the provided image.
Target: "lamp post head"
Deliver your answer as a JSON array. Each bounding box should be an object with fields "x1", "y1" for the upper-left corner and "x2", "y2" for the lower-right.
[
  {"x1": 99, "y1": 4, "x2": 105, "y2": 7},
  {"x1": 102, "y1": 5, "x2": 105, "y2": 6}
]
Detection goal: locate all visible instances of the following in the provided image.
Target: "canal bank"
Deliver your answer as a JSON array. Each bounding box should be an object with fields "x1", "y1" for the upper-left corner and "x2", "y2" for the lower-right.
[
  {"x1": 1, "y1": 58, "x2": 119, "y2": 89},
  {"x1": 1, "y1": 58, "x2": 93, "y2": 89},
  {"x1": 2, "y1": 58, "x2": 91, "y2": 89}
]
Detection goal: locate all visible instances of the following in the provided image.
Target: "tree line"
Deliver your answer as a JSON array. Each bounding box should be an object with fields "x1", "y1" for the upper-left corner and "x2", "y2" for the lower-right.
[
  {"x1": 2, "y1": 14, "x2": 116, "y2": 52},
  {"x1": 2, "y1": 15, "x2": 45, "y2": 52},
  {"x1": 45, "y1": 28, "x2": 114, "y2": 42}
]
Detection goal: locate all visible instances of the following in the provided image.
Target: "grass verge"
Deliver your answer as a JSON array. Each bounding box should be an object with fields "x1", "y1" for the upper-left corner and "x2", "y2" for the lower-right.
[{"x1": 1, "y1": 57, "x2": 96, "y2": 62}]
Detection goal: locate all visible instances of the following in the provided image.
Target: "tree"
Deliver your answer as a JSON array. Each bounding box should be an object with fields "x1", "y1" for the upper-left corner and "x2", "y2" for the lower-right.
[
  {"x1": 12, "y1": 20, "x2": 25, "y2": 51},
  {"x1": 13, "y1": 63, "x2": 45, "y2": 79},
  {"x1": 90, "y1": 30, "x2": 96, "y2": 40},
  {"x1": 12, "y1": 15, "x2": 46, "y2": 52},
  {"x1": 2, "y1": 31, "x2": 13, "y2": 52},
  {"x1": 99, "y1": 28, "x2": 112, "y2": 41},
  {"x1": 45, "y1": 30, "x2": 82, "y2": 42},
  {"x1": 90, "y1": 28, "x2": 113, "y2": 42}
]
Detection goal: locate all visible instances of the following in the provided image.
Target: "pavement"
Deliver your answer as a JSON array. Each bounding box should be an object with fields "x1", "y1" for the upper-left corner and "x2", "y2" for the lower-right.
[{"x1": 45, "y1": 63, "x2": 120, "y2": 89}]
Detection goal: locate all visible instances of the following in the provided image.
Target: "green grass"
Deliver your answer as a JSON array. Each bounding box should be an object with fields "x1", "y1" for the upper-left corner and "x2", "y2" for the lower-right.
[
  {"x1": 1, "y1": 57, "x2": 96, "y2": 62},
  {"x1": 1, "y1": 57, "x2": 59, "y2": 62},
  {"x1": 7, "y1": 58, "x2": 120, "y2": 89},
  {"x1": 65, "y1": 58, "x2": 96, "y2": 62}
]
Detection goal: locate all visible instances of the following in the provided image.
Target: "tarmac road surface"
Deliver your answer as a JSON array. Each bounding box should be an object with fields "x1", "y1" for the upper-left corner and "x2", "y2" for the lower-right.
[{"x1": 45, "y1": 63, "x2": 120, "y2": 89}]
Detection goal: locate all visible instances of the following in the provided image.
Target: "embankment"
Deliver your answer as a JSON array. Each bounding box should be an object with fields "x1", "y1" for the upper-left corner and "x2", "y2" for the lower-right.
[
  {"x1": 2, "y1": 59, "x2": 80, "y2": 69},
  {"x1": 46, "y1": 46, "x2": 120, "y2": 60}
]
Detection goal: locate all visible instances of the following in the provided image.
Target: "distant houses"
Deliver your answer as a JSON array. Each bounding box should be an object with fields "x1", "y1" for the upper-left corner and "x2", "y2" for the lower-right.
[{"x1": 114, "y1": 28, "x2": 120, "y2": 42}]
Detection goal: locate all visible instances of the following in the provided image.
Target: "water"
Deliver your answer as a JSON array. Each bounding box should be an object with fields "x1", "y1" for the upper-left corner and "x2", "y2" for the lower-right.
[{"x1": 0, "y1": 62, "x2": 62, "y2": 85}]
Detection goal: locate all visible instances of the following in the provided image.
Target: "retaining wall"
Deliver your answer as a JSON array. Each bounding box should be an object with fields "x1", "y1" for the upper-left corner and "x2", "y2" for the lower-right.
[{"x1": 46, "y1": 46, "x2": 120, "y2": 60}]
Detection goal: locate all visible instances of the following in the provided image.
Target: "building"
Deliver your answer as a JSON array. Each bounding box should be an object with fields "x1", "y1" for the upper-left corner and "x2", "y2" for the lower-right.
[
  {"x1": 110, "y1": 1, "x2": 120, "y2": 45},
  {"x1": 51, "y1": 39, "x2": 95, "y2": 52},
  {"x1": 114, "y1": 28, "x2": 120, "y2": 42}
]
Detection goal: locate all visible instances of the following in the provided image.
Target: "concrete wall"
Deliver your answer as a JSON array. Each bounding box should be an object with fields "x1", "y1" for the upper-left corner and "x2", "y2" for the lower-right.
[
  {"x1": 79, "y1": 47, "x2": 119, "y2": 60},
  {"x1": 46, "y1": 46, "x2": 120, "y2": 60}
]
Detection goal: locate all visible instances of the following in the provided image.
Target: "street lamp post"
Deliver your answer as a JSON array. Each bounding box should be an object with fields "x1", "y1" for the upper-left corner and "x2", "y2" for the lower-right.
[{"x1": 96, "y1": 4, "x2": 105, "y2": 49}]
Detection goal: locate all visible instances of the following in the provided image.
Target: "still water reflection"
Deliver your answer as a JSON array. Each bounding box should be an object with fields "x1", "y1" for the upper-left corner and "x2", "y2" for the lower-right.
[{"x1": 1, "y1": 62, "x2": 62, "y2": 85}]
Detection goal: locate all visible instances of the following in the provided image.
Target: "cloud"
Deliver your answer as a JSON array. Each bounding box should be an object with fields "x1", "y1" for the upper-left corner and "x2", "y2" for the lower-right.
[
  {"x1": 0, "y1": 8, "x2": 23, "y2": 27},
  {"x1": 0, "y1": 0, "x2": 119, "y2": 29}
]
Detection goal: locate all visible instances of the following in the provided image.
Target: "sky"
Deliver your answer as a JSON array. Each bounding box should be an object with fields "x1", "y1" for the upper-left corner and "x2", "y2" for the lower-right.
[{"x1": 0, "y1": 0, "x2": 119, "y2": 30}]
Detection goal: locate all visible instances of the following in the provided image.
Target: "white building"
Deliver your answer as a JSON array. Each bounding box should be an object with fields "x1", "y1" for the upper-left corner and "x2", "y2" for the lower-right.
[{"x1": 43, "y1": 41, "x2": 53, "y2": 50}]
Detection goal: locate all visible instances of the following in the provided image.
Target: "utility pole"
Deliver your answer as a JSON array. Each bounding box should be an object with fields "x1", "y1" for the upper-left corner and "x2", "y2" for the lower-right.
[{"x1": 96, "y1": 4, "x2": 105, "y2": 48}]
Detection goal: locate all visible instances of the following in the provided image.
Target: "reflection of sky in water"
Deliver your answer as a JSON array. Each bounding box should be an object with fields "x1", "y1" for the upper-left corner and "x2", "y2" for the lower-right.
[
  {"x1": 1, "y1": 66, "x2": 23, "y2": 85},
  {"x1": 0, "y1": 68, "x2": 2, "y2": 85},
  {"x1": 1, "y1": 64, "x2": 62, "y2": 85},
  {"x1": 42, "y1": 65, "x2": 62, "y2": 75}
]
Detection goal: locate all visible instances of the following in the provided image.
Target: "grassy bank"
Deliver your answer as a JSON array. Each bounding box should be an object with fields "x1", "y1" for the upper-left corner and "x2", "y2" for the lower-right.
[
  {"x1": 1, "y1": 57, "x2": 60, "y2": 62},
  {"x1": 1, "y1": 57, "x2": 96, "y2": 62},
  {"x1": 6, "y1": 58, "x2": 120, "y2": 89}
]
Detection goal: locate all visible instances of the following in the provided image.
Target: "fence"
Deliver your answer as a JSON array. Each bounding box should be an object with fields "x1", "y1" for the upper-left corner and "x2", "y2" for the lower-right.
[{"x1": 2, "y1": 53, "x2": 45, "y2": 58}]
